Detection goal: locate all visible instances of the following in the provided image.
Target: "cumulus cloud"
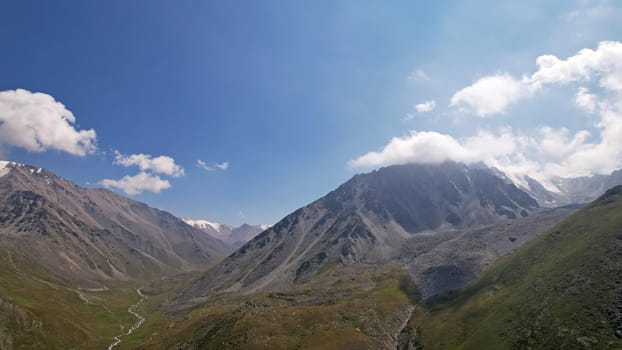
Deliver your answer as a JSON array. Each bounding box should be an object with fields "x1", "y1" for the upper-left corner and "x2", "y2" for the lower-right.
[
  {"x1": 348, "y1": 125, "x2": 618, "y2": 189},
  {"x1": 102, "y1": 151, "x2": 184, "y2": 195},
  {"x1": 113, "y1": 151, "x2": 184, "y2": 177},
  {"x1": 404, "y1": 100, "x2": 437, "y2": 120},
  {"x1": 100, "y1": 172, "x2": 171, "y2": 196},
  {"x1": 349, "y1": 129, "x2": 523, "y2": 173},
  {"x1": 196, "y1": 159, "x2": 229, "y2": 172},
  {"x1": 349, "y1": 131, "x2": 469, "y2": 167},
  {"x1": 415, "y1": 100, "x2": 436, "y2": 113},
  {"x1": 0, "y1": 89, "x2": 97, "y2": 155},
  {"x1": 530, "y1": 41, "x2": 622, "y2": 91},
  {"x1": 575, "y1": 87, "x2": 597, "y2": 113},
  {"x1": 451, "y1": 41, "x2": 622, "y2": 117},
  {"x1": 353, "y1": 41, "x2": 622, "y2": 190},
  {"x1": 450, "y1": 74, "x2": 532, "y2": 117}
]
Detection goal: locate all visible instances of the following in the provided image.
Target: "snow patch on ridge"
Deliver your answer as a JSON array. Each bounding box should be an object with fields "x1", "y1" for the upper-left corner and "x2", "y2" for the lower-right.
[
  {"x1": 183, "y1": 218, "x2": 232, "y2": 232},
  {"x1": 0, "y1": 161, "x2": 14, "y2": 178}
]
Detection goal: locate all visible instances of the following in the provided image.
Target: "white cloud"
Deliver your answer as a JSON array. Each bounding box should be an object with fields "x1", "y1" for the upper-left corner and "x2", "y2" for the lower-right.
[
  {"x1": 0, "y1": 89, "x2": 97, "y2": 155},
  {"x1": 404, "y1": 100, "x2": 437, "y2": 120},
  {"x1": 575, "y1": 87, "x2": 597, "y2": 113},
  {"x1": 100, "y1": 172, "x2": 171, "y2": 195},
  {"x1": 113, "y1": 151, "x2": 184, "y2": 177},
  {"x1": 196, "y1": 159, "x2": 213, "y2": 171},
  {"x1": 451, "y1": 41, "x2": 622, "y2": 117},
  {"x1": 353, "y1": 41, "x2": 622, "y2": 190},
  {"x1": 103, "y1": 151, "x2": 184, "y2": 195},
  {"x1": 215, "y1": 161, "x2": 229, "y2": 170},
  {"x1": 349, "y1": 131, "x2": 467, "y2": 167},
  {"x1": 348, "y1": 129, "x2": 521, "y2": 171},
  {"x1": 531, "y1": 41, "x2": 622, "y2": 91},
  {"x1": 196, "y1": 159, "x2": 229, "y2": 172},
  {"x1": 415, "y1": 100, "x2": 436, "y2": 113},
  {"x1": 450, "y1": 74, "x2": 531, "y2": 117}
]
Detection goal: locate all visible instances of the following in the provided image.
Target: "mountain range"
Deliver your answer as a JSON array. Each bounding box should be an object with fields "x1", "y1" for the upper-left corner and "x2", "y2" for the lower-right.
[
  {"x1": 182, "y1": 218, "x2": 271, "y2": 248},
  {"x1": 178, "y1": 162, "x2": 547, "y2": 306},
  {"x1": 0, "y1": 161, "x2": 231, "y2": 288},
  {"x1": 1, "y1": 159, "x2": 622, "y2": 349}
]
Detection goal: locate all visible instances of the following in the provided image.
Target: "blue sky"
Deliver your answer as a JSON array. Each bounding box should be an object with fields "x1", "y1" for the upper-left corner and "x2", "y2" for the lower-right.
[{"x1": 1, "y1": 1, "x2": 621, "y2": 226}]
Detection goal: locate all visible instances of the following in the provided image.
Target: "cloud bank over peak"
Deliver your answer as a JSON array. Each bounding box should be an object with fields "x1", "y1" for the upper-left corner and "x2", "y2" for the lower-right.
[
  {"x1": 351, "y1": 41, "x2": 622, "y2": 190},
  {"x1": 0, "y1": 89, "x2": 97, "y2": 156}
]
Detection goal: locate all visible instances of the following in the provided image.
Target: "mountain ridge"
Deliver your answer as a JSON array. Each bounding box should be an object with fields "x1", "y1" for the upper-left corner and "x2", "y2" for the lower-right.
[
  {"x1": 183, "y1": 218, "x2": 271, "y2": 248},
  {"x1": 0, "y1": 162, "x2": 232, "y2": 288},
  {"x1": 177, "y1": 161, "x2": 543, "y2": 308}
]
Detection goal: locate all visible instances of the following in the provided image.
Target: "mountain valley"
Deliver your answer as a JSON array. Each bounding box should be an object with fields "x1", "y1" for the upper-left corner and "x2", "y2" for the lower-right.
[{"x1": 0, "y1": 160, "x2": 620, "y2": 349}]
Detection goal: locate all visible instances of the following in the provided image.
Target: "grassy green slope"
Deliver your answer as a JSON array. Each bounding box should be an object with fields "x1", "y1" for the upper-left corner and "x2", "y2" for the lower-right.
[
  {"x1": 0, "y1": 248, "x2": 143, "y2": 349},
  {"x1": 135, "y1": 265, "x2": 419, "y2": 350},
  {"x1": 415, "y1": 186, "x2": 622, "y2": 349}
]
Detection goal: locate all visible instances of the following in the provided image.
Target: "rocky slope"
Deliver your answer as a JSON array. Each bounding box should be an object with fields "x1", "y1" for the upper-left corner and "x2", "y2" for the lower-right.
[
  {"x1": 0, "y1": 162, "x2": 232, "y2": 288},
  {"x1": 178, "y1": 162, "x2": 541, "y2": 306},
  {"x1": 401, "y1": 205, "x2": 577, "y2": 297}
]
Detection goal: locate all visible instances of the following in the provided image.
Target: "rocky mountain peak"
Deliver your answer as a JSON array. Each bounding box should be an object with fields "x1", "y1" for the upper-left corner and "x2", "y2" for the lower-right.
[{"x1": 178, "y1": 161, "x2": 540, "y2": 304}]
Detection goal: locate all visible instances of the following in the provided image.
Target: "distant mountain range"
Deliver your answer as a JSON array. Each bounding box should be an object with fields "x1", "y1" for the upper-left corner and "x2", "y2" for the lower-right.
[
  {"x1": 515, "y1": 169, "x2": 622, "y2": 207},
  {"x1": 0, "y1": 161, "x2": 232, "y2": 288},
  {"x1": 183, "y1": 218, "x2": 271, "y2": 248}
]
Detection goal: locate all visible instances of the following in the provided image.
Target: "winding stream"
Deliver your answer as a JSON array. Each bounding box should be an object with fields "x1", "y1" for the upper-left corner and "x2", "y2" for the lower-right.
[{"x1": 107, "y1": 288, "x2": 146, "y2": 350}]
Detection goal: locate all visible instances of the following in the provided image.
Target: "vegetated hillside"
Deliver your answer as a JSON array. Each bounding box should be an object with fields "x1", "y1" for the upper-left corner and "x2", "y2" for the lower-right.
[
  {"x1": 137, "y1": 265, "x2": 419, "y2": 350},
  {"x1": 413, "y1": 185, "x2": 622, "y2": 349},
  {"x1": 179, "y1": 162, "x2": 540, "y2": 307},
  {"x1": 0, "y1": 162, "x2": 232, "y2": 349},
  {"x1": 0, "y1": 247, "x2": 144, "y2": 349},
  {"x1": 0, "y1": 162, "x2": 232, "y2": 288}
]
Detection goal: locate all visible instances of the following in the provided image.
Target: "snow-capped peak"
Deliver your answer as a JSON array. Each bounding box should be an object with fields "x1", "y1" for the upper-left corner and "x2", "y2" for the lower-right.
[{"x1": 183, "y1": 218, "x2": 232, "y2": 233}]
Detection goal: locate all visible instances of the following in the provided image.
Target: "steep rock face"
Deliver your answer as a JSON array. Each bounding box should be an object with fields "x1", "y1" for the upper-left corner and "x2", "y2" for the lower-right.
[
  {"x1": 180, "y1": 162, "x2": 540, "y2": 304},
  {"x1": 0, "y1": 162, "x2": 232, "y2": 287}
]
